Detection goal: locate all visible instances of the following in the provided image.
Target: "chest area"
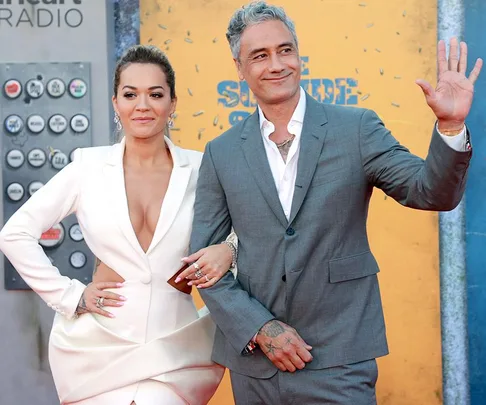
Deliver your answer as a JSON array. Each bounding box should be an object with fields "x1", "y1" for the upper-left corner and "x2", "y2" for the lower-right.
[{"x1": 124, "y1": 169, "x2": 171, "y2": 232}]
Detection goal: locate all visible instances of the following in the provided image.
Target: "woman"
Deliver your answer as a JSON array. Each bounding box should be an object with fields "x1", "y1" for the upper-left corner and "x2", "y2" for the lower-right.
[{"x1": 0, "y1": 45, "x2": 234, "y2": 404}]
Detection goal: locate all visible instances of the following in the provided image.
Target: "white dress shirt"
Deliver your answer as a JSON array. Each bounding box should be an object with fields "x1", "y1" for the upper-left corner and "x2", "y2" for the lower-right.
[{"x1": 258, "y1": 87, "x2": 469, "y2": 221}]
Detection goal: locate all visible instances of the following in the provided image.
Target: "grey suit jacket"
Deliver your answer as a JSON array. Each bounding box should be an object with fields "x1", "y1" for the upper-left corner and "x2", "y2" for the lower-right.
[{"x1": 190, "y1": 93, "x2": 471, "y2": 378}]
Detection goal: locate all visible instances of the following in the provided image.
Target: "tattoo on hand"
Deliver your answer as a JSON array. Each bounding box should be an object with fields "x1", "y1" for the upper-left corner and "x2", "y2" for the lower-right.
[
  {"x1": 264, "y1": 342, "x2": 280, "y2": 355},
  {"x1": 285, "y1": 337, "x2": 293, "y2": 346},
  {"x1": 260, "y1": 321, "x2": 286, "y2": 338},
  {"x1": 76, "y1": 294, "x2": 89, "y2": 314}
]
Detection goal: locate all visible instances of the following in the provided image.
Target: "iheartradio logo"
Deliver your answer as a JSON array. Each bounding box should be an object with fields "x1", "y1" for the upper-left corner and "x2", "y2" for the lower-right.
[{"x1": 4, "y1": 79, "x2": 22, "y2": 98}]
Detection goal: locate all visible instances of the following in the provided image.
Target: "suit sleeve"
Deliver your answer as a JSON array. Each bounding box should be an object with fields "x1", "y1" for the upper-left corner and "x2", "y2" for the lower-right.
[
  {"x1": 0, "y1": 149, "x2": 86, "y2": 320},
  {"x1": 359, "y1": 109, "x2": 471, "y2": 210},
  {"x1": 190, "y1": 142, "x2": 275, "y2": 353}
]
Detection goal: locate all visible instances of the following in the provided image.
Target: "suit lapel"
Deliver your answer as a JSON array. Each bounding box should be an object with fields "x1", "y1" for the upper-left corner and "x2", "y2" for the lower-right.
[
  {"x1": 145, "y1": 138, "x2": 192, "y2": 255},
  {"x1": 289, "y1": 95, "x2": 328, "y2": 224},
  {"x1": 103, "y1": 138, "x2": 147, "y2": 257},
  {"x1": 103, "y1": 137, "x2": 193, "y2": 257},
  {"x1": 241, "y1": 112, "x2": 288, "y2": 227}
]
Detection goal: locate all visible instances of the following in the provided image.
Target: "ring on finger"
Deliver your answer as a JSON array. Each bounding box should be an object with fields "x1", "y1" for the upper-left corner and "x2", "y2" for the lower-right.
[
  {"x1": 205, "y1": 275, "x2": 210, "y2": 282},
  {"x1": 195, "y1": 269, "x2": 204, "y2": 279},
  {"x1": 96, "y1": 296, "x2": 104, "y2": 308},
  {"x1": 193, "y1": 262, "x2": 200, "y2": 271}
]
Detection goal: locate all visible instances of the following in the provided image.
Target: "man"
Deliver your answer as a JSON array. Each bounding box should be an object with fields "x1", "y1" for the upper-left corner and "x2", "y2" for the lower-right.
[{"x1": 187, "y1": 1, "x2": 482, "y2": 403}]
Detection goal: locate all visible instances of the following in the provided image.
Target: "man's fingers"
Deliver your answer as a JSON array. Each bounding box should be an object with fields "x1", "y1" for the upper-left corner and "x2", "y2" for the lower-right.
[
  {"x1": 273, "y1": 360, "x2": 287, "y2": 372},
  {"x1": 468, "y1": 58, "x2": 483, "y2": 85},
  {"x1": 438, "y1": 39, "x2": 448, "y2": 75},
  {"x1": 415, "y1": 79, "x2": 434, "y2": 98},
  {"x1": 289, "y1": 353, "x2": 306, "y2": 370},
  {"x1": 448, "y1": 37, "x2": 459, "y2": 71},
  {"x1": 280, "y1": 358, "x2": 297, "y2": 373},
  {"x1": 296, "y1": 346, "x2": 313, "y2": 363},
  {"x1": 458, "y1": 41, "x2": 468, "y2": 74}
]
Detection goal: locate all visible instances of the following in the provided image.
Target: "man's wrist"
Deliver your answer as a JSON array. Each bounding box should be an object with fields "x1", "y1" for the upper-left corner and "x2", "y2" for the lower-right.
[{"x1": 437, "y1": 119, "x2": 466, "y2": 136}]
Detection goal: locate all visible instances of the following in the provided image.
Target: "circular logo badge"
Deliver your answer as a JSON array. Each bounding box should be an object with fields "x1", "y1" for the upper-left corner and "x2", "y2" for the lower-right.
[
  {"x1": 3, "y1": 79, "x2": 22, "y2": 99},
  {"x1": 28, "y1": 181, "x2": 44, "y2": 196},
  {"x1": 4, "y1": 115, "x2": 23, "y2": 135},
  {"x1": 39, "y1": 223, "x2": 65, "y2": 248},
  {"x1": 70, "y1": 114, "x2": 89, "y2": 133},
  {"x1": 48, "y1": 114, "x2": 67, "y2": 134},
  {"x1": 70, "y1": 251, "x2": 87, "y2": 268},
  {"x1": 6, "y1": 183, "x2": 24, "y2": 202},
  {"x1": 69, "y1": 224, "x2": 84, "y2": 242},
  {"x1": 27, "y1": 114, "x2": 45, "y2": 134},
  {"x1": 6, "y1": 149, "x2": 25, "y2": 169},
  {"x1": 46, "y1": 78, "x2": 66, "y2": 98},
  {"x1": 68, "y1": 78, "x2": 87, "y2": 98},
  {"x1": 25, "y1": 79, "x2": 44, "y2": 99},
  {"x1": 27, "y1": 148, "x2": 47, "y2": 168},
  {"x1": 51, "y1": 151, "x2": 68, "y2": 170}
]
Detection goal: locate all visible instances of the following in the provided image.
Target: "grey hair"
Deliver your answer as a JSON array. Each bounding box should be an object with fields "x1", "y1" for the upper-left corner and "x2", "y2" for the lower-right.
[{"x1": 226, "y1": 1, "x2": 298, "y2": 59}]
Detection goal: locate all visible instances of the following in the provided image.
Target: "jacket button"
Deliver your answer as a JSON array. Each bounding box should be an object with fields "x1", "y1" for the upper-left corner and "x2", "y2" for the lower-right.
[
  {"x1": 286, "y1": 227, "x2": 295, "y2": 236},
  {"x1": 282, "y1": 274, "x2": 287, "y2": 282}
]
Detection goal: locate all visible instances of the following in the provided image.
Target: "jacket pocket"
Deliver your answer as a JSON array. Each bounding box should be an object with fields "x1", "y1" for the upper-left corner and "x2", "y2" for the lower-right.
[{"x1": 328, "y1": 251, "x2": 379, "y2": 283}]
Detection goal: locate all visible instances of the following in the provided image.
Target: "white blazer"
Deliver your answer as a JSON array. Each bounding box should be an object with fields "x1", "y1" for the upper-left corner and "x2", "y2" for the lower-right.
[
  {"x1": 0, "y1": 137, "x2": 227, "y2": 404},
  {"x1": 0, "y1": 136, "x2": 203, "y2": 319}
]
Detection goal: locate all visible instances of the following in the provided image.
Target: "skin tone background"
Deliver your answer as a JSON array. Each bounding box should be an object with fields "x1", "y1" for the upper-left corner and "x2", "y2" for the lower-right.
[{"x1": 140, "y1": 0, "x2": 442, "y2": 403}]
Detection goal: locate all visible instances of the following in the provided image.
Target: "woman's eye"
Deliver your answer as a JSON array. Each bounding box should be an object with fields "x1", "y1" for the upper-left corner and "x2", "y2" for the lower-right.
[
  {"x1": 123, "y1": 92, "x2": 136, "y2": 98},
  {"x1": 151, "y1": 93, "x2": 163, "y2": 98}
]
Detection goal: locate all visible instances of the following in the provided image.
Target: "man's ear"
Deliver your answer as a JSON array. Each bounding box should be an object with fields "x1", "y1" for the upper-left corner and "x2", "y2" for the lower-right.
[{"x1": 234, "y1": 58, "x2": 245, "y2": 81}]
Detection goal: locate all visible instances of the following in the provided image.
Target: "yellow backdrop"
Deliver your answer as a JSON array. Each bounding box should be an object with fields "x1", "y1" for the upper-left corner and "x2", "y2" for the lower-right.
[{"x1": 140, "y1": 0, "x2": 442, "y2": 403}]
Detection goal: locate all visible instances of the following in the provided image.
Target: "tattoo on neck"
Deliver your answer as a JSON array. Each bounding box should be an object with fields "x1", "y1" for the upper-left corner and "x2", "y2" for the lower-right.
[
  {"x1": 276, "y1": 135, "x2": 295, "y2": 163},
  {"x1": 260, "y1": 320, "x2": 285, "y2": 338}
]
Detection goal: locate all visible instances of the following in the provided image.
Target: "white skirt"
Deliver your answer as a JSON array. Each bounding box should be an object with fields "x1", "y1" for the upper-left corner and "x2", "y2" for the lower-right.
[{"x1": 48, "y1": 279, "x2": 224, "y2": 404}]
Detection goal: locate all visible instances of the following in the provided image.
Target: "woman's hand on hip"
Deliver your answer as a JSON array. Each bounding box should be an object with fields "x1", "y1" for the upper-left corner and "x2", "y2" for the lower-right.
[
  {"x1": 178, "y1": 244, "x2": 233, "y2": 289},
  {"x1": 76, "y1": 281, "x2": 126, "y2": 318}
]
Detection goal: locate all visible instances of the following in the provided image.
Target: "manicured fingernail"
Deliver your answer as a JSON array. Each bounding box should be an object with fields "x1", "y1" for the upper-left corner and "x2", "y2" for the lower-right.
[
  {"x1": 119, "y1": 295, "x2": 127, "y2": 301},
  {"x1": 116, "y1": 283, "x2": 124, "y2": 287},
  {"x1": 109, "y1": 313, "x2": 115, "y2": 318},
  {"x1": 197, "y1": 285, "x2": 202, "y2": 289},
  {"x1": 181, "y1": 257, "x2": 188, "y2": 261},
  {"x1": 188, "y1": 281, "x2": 193, "y2": 286},
  {"x1": 117, "y1": 302, "x2": 125, "y2": 306},
  {"x1": 175, "y1": 277, "x2": 181, "y2": 283}
]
